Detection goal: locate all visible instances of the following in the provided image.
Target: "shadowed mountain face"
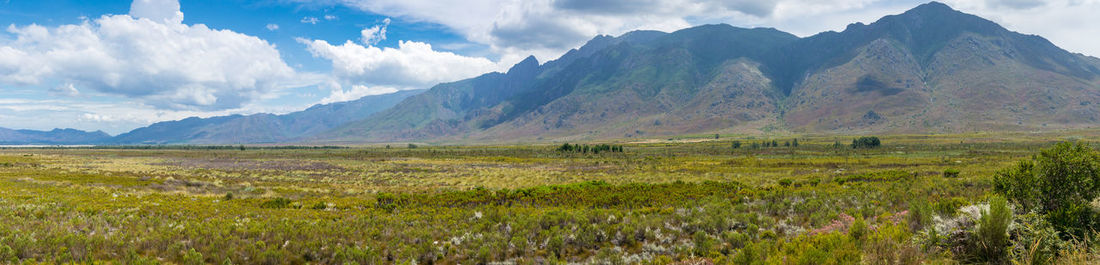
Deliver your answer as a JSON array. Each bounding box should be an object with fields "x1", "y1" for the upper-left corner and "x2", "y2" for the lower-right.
[
  {"x1": 320, "y1": 2, "x2": 1100, "y2": 142},
  {"x1": 0, "y1": 128, "x2": 111, "y2": 145},
  {"x1": 110, "y1": 89, "x2": 425, "y2": 144}
]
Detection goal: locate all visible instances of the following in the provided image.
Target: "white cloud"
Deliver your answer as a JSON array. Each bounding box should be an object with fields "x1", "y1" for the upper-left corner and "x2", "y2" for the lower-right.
[
  {"x1": 49, "y1": 83, "x2": 80, "y2": 97},
  {"x1": 301, "y1": 16, "x2": 319, "y2": 24},
  {"x1": 299, "y1": 37, "x2": 507, "y2": 94},
  {"x1": 320, "y1": 84, "x2": 399, "y2": 104},
  {"x1": 266, "y1": 23, "x2": 279, "y2": 31},
  {"x1": 324, "y1": 14, "x2": 339, "y2": 20},
  {"x1": 360, "y1": 18, "x2": 390, "y2": 45},
  {"x1": 0, "y1": 1, "x2": 307, "y2": 111}
]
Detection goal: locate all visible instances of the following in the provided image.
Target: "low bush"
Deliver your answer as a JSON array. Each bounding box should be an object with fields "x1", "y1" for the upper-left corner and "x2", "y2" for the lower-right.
[
  {"x1": 943, "y1": 168, "x2": 960, "y2": 178},
  {"x1": 259, "y1": 198, "x2": 293, "y2": 209}
]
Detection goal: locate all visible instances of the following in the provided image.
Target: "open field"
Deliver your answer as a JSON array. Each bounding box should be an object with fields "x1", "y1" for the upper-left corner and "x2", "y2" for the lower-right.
[{"x1": 1, "y1": 132, "x2": 1099, "y2": 264}]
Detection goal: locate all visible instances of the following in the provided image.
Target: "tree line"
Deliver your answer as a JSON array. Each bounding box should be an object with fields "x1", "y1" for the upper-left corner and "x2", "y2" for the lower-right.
[{"x1": 556, "y1": 143, "x2": 623, "y2": 154}]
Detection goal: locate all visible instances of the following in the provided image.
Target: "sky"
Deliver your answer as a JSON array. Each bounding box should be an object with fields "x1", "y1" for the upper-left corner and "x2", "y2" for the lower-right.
[{"x1": 0, "y1": 0, "x2": 1098, "y2": 135}]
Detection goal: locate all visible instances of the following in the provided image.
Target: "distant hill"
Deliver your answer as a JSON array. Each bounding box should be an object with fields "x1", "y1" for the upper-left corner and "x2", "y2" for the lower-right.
[
  {"x1": 0, "y1": 128, "x2": 111, "y2": 145},
  {"x1": 110, "y1": 89, "x2": 424, "y2": 144},
  {"x1": 317, "y1": 2, "x2": 1100, "y2": 142}
]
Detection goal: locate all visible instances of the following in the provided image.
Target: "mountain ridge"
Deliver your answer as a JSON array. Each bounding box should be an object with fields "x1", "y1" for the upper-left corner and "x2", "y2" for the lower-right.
[
  {"x1": 109, "y1": 89, "x2": 425, "y2": 144},
  {"x1": 318, "y1": 1, "x2": 1100, "y2": 143},
  {"x1": 0, "y1": 128, "x2": 111, "y2": 145}
]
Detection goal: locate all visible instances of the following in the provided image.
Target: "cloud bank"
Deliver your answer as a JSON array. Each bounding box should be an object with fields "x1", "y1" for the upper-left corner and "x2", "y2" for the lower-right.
[{"x1": 0, "y1": 1, "x2": 304, "y2": 111}]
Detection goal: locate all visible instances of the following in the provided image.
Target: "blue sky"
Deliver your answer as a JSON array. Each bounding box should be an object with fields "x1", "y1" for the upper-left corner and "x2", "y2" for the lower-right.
[{"x1": 1, "y1": 0, "x2": 1098, "y2": 134}]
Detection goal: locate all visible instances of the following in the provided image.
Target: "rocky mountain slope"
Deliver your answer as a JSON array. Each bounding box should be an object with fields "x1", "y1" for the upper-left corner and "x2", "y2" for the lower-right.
[{"x1": 320, "y1": 2, "x2": 1100, "y2": 142}]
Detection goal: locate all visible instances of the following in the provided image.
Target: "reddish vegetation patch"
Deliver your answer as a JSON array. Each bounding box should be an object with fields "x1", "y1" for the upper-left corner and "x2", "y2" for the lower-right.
[{"x1": 810, "y1": 211, "x2": 907, "y2": 235}]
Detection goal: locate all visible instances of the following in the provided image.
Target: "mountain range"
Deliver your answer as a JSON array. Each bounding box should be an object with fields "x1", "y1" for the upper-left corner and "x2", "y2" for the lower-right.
[
  {"x1": 4, "y1": 2, "x2": 1099, "y2": 145},
  {"x1": 319, "y1": 2, "x2": 1100, "y2": 142},
  {"x1": 0, "y1": 128, "x2": 111, "y2": 145}
]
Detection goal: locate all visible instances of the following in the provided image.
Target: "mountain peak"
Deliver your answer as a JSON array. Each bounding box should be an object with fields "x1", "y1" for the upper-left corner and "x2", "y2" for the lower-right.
[
  {"x1": 909, "y1": 1, "x2": 955, "y2": 13},
  {"x1": 507, "y1": 55, "x2": 539, "y2": 75}
]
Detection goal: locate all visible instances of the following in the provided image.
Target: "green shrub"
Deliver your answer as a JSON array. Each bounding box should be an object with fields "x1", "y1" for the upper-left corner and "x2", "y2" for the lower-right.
[
  {"x1": 972, "y1": 196, "x2": 1012, "y2": 263},
  {"x1": 0, "y1": 244, "x2": 15, "y2": 263},
  {"x1": 692, "y1": 231, "x2": 715, "y2": 256},
  {"x1": 260, "y1": 198, "x2": 293, "y2": 209},
  {"x1": 183, "y1": 248, "x2": 204, "y2": 265},
  {"x1": 935, "y1": 197, "x2": 969, "y2": 216},
  {"x1": 849, "y1": 216, "x2": 868, "y2": 242},
  {"x1": 994, "y1": 141, "x2": 1100, "y2": 238},
  {"x1": 1010, "y1": 212, "x2": 1065, "y2": 265},
  {"x1": 943, "y1": 168, "x2": 960, "y2": 178},
  {"x1": 908, "y1": 200, "x2": 934, "y2": 232}
]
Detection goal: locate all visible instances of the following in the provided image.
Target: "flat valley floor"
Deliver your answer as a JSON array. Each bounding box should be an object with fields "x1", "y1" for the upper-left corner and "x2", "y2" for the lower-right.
[{"x1": 2, "y1": 131, "x2": 1099, "y2": 264}]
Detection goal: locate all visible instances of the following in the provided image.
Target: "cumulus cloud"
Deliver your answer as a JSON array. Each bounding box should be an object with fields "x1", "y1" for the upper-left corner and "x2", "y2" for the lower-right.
[
  {"x1": 320, "y1": 84, "x2": 399, "y2": 104},
  {"x1": 301, "y1": 16, "x2": 319, "y2": 24},
  {"x1": 266, "y1": 23, "x2": 279, "y2": 31},
  {"x1": 300, "y1": 37, "x2": 507, "y2": 92},
  {"x1": 324, "y1": 14, "x2": 339, "y2": 20},
  {"x1": 360, "y1": 18, "x2": 390, "y2": 45},
  {"x1": 0, "y1": 0, "x2": 305, "y2": 110}
]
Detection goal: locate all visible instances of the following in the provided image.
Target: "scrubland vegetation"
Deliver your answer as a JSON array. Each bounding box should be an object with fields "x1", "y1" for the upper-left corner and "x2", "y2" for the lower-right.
[{"x1": 1, "y1": 133, "x2": 1100, "y2": 264}]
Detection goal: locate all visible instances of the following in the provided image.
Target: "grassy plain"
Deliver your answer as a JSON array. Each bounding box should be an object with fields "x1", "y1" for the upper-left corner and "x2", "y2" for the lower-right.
[{"x1": 1, "y1": 131, "x2": 1098, "y2": 264}]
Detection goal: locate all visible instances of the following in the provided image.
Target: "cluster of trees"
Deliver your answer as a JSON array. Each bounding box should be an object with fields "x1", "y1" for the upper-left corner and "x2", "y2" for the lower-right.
[
  {"x1": 851, "y1": 136, "x2": 881, "y2": 149},
  {"x1": 732, "y1": 139, "x2": 799, "y2": 149},
  {"x1": 556, "y1": 143, "x2": 623, "y2": 154}
]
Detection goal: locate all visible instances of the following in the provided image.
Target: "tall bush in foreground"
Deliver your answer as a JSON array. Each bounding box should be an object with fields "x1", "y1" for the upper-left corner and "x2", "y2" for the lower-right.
[
  {"x1": 973, "y1": 196, "x2": 1012, "y2": 263},
  {"x1": 994, "y1": 141, "x2": 1100, "y2": 238}
]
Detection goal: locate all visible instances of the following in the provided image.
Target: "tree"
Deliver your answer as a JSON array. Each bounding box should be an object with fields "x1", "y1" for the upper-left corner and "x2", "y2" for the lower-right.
[
  {"x1": 851, "y1": 136, "x2": 881, "y2": 149},
  {"x1": 771, "y1": 140, "x2": 778, "y2": 147},
  {"x1": 732, "y1": 141, "x2": 742, "y2": 149},
  {"x1": 784, "y1": 141, "x2": 790, "y2": 147},
  {"x1": 792, "y1": 139, "x2": 799, "y2": 147},
  {"x1": 994, "y1": 141, "x2": 1100, "y2": 238}
]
